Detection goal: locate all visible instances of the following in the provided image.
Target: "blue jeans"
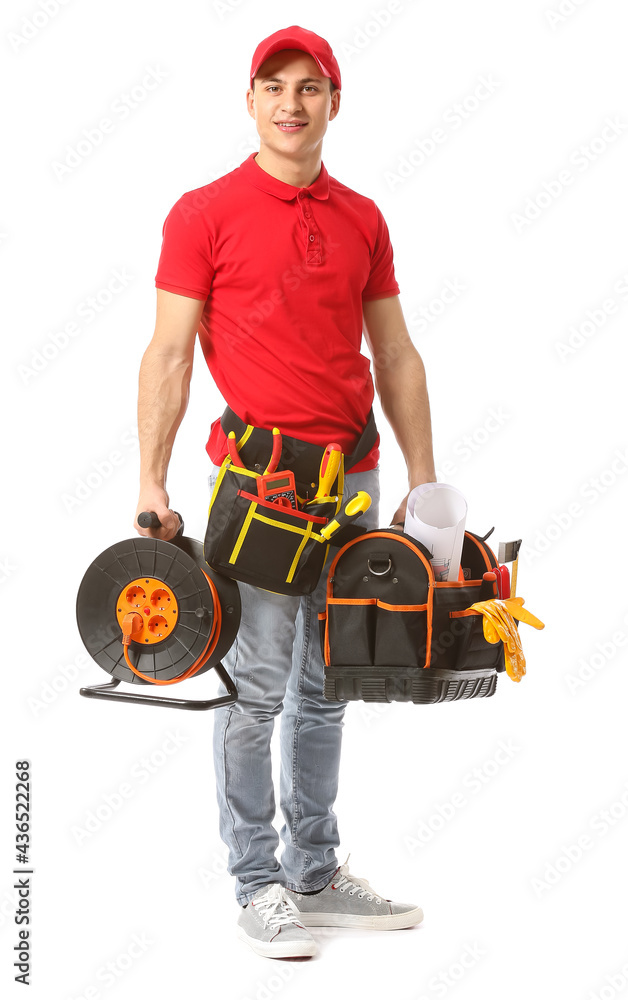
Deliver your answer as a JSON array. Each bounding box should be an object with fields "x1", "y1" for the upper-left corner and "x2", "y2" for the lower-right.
[{"x1": 208, "y1": 464, "x2": 380, "y2": 906}]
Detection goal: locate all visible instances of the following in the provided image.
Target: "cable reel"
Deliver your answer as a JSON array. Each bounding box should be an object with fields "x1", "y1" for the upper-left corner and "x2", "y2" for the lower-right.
[{"x1": 76, "y1": 513, "x2": 240, "y2": 710}]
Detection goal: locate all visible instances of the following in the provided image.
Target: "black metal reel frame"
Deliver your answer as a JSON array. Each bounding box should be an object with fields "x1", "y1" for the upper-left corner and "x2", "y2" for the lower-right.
[{"x1": 79, "y1": 662, "x2": 237, "y2": 711}]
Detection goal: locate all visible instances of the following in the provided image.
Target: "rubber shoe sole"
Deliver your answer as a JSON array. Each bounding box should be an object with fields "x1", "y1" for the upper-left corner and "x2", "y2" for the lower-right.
[
  {"x1": 295, "y1": 905, "x2": 424, "y2": 930},
  {"x1": 236, "y1": 924, "x2": 318, "y2": 958}
]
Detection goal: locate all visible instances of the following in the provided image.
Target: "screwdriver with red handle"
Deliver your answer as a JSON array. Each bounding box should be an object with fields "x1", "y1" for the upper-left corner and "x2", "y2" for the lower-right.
[{"x1": 314, "y1": 443, "x2": 342, "y2": 500}]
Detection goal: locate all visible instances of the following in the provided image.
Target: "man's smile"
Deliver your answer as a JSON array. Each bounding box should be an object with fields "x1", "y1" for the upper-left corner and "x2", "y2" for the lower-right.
[{"x1": 274, "y1": 120, "x2": 308, "y2": 132}]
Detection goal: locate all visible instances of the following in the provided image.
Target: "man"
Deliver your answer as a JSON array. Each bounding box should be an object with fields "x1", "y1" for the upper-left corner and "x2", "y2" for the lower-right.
[{"x1": 135, "y1": 25, "x2": 436, "y2": 959}]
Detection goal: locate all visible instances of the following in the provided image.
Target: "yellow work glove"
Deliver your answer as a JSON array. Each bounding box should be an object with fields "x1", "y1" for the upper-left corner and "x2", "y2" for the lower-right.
[{"x1": 468, "y1": 597, "x2": 545, "y2": 683}]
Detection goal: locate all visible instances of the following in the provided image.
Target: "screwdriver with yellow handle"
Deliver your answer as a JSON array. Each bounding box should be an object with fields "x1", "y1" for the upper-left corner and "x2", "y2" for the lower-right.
[{"x1": 319, "y1": 491, "x2": 372, "y2": 541}]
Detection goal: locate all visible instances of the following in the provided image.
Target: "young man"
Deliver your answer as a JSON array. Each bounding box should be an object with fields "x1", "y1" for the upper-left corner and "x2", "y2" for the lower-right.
[{"x1": 135, "y1": 26, "x2": 436, "y2": 959}]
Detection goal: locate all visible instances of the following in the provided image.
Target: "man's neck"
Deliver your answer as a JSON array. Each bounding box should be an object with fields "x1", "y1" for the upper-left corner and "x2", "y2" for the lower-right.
[{"x1": 254, "y1": 147, "x2": 322, "y2": 189}]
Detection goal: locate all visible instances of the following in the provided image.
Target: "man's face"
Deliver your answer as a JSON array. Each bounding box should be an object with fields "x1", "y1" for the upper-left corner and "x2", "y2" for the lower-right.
[{"x1": 247, "y1": 49, "x2": 340, "y2": 159}]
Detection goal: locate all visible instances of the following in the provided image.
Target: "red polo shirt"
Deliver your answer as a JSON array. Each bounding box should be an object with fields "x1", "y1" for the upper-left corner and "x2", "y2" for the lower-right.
[{"x1": 154, "y1": 151, "x2": 400, "y2": 472}]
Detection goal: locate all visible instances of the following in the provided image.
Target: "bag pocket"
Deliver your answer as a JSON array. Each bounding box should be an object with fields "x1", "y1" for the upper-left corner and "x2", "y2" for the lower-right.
[
  {"x1": 449, "y1": 609, "x2": 504, "y2": 670},
  {"x1": 325, "y1": 599, "x2": 377, "y2": 666},
  {"x1": 373, "y1": 600, "x2": 429, "y2": 668},
  {"x1": 325, "y1": 598, "x2": 429, "y2": 669},
  {"x1": 430, "y1": 580, "x2": 503, "y2": 670},
  {"x1": 209, "y1": 487, "x2": 328, "y2": 594}
]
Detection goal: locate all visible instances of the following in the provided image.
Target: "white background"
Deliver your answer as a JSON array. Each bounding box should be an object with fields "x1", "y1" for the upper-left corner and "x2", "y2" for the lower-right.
[{"x1": 3, "y1": 0, "x2": 628, "y2": 996}]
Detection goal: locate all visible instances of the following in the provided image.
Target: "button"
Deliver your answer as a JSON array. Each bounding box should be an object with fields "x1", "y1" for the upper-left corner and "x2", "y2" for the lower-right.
[{"x1": 309, "y1": 235, "x2": 315, "y2": 242}]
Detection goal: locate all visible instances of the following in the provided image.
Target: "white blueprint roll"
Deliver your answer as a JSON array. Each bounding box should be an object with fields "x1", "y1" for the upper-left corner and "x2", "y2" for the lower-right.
[{"x1": 404, "y1": 483, "x2": 468, "y2": 581}]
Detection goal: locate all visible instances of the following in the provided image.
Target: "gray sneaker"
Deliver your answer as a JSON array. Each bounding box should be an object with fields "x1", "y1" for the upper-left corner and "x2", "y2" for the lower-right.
[
  {"x1": 236, "y1": 883, "x2": 318, "y2": 958},
  {"x1": 285, "y1": 855, "x2": 424, "y2": 930}
]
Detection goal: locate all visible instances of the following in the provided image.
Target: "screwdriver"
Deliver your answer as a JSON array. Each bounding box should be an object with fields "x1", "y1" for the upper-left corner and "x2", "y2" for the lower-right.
[
  {"x1": 315, "y1": 443, "x2": 342, "y2": 500},
  {"x1": 319, "y1": 492, "x2": 371, "y2": 541}
]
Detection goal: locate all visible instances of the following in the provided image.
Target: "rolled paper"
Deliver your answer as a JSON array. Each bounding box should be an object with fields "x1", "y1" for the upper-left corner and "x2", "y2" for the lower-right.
[{"x1": 404, "y1": 483, "x2": 468, "y2": 581}]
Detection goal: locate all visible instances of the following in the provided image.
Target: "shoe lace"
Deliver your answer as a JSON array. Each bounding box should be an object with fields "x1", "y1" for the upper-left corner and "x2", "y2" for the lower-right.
[
  {"x1": 253, "y1": 883, "x2": 303, "y2": 929},
  {"x1": 331, "y1": 854, "x2": 385, "y2": 902}
]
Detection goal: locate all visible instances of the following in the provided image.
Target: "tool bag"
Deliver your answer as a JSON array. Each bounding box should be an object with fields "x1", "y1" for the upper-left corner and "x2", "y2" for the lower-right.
[
  {"x1": 203, "y1": 407, "x2": 378, "y2": 596},
  {"x1": 319, "y1": 528, "x2": 506, "y2": 704}
]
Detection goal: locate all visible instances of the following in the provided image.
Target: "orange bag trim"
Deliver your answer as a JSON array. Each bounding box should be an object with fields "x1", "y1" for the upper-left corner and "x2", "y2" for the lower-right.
[
  {"x1": 465, "y1": 531, "x2": 496, "y2": 573},
  {"x1": 376, "y1": 600, "x2": 428, "y2": 612}
]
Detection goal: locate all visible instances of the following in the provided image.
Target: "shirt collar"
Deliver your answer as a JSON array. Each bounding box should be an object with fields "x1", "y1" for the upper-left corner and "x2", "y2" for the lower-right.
[{"x1": 241, "y1": 152, "x2": 329, "y2": 201}]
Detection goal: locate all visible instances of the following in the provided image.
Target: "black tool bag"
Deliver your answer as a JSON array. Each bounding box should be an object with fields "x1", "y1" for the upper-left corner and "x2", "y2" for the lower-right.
[
  {"x1": 203, "y1": 407, "x2": 378, "y2": 596},
  {"x1": 319, "y1": 528, "x2": 506, "y2": 704}
]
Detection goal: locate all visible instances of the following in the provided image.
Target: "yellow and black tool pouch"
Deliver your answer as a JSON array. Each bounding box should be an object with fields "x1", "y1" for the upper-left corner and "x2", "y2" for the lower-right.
[{"x1": 203, "y1": 407, "x2": 378, "y2": 596}]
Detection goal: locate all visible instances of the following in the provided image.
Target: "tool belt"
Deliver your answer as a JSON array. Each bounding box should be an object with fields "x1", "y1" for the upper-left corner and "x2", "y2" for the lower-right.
[
  {"x1": 319, "y1": 528, "x2": 508, "y2": 704},
  {"x1": 203, "y1": 406, "x2": 378, "y2": 596}
]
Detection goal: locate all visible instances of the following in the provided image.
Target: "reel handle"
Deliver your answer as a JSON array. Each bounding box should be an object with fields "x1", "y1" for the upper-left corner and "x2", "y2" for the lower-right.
[{"x1": 137, "y1": 510, "x2": 184, "y2": 536}]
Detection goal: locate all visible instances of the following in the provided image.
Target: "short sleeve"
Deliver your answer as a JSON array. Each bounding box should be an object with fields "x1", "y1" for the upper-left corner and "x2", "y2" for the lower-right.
[
  {"x1": 154, "y1": 193, "x2": 214, "y2": 301},
  {"x1": 361, "y1": 203, "x2": 400, "y2": 302}
]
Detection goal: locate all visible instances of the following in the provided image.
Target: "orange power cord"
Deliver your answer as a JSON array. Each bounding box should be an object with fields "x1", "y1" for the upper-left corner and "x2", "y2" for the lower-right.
[{"x1": 120, "y1": 570, "x2": 222, "y2": 685}]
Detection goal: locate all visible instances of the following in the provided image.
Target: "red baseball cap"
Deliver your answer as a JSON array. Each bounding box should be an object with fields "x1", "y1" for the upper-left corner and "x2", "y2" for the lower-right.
[{"x1": 250, "y1": 25, "x2": 341, "y2": 91}]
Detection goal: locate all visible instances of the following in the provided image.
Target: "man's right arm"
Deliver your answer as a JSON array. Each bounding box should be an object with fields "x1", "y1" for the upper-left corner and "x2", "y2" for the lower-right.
[{"x1": 134, "y1": 289, "x2": 206, "y2": 540}]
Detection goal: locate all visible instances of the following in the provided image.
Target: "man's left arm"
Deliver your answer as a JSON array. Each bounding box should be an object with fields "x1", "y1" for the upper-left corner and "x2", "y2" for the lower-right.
[{"x1": 362, "y1": 294, "x2": 437, "y2": 526}]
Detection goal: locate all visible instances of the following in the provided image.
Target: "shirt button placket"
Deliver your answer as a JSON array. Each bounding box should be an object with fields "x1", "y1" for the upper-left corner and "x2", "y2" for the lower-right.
[{"x1": 298, "y1": 192, "x2": 321, "y2": 265}]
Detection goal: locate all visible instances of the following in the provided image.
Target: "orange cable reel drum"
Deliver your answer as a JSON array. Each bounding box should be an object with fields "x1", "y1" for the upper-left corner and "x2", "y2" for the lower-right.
[{"x1": 76, "y1": 511, "x2": 241, "y2": 710}]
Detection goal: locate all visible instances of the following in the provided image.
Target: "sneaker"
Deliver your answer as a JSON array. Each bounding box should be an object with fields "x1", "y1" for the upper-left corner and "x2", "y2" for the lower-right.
[
  {"x1": 236, "y1": 883, "x2": 318, "y2": 958},
  {"x1": 285, "y1": 855, "x2": 424, "y2": 930}
]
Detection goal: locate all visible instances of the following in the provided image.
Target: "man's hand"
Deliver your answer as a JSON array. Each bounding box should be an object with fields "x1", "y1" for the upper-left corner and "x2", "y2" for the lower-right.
[
  {"x1": 390, "y1": 491, "x2": 411, "y2": 530},
  {"x1": 389, "y1": 479, "x2": 438, "y2": 531},
  {"x1": 134, "y1": 487, "x2": 180, "y2": 541}
]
